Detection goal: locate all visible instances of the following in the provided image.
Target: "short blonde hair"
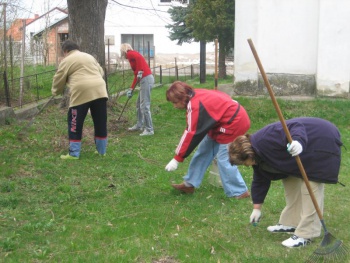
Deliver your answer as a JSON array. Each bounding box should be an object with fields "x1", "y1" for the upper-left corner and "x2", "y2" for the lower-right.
[{"x1": 120, "y1": 43, "x2": 133, "y2": 57}]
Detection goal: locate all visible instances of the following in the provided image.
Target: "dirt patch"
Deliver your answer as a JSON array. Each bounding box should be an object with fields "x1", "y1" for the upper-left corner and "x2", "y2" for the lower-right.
[{"x1": 152, "y1": 256, "x2": 180, "y2": 263}]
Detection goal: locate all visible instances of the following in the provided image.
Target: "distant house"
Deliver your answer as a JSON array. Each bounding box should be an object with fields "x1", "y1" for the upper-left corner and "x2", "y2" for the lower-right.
[
  {"x1": 104, "y1": 0, "x2": 207, "y2": 63},
  {"x1": 7, "y1": 7, "x2": 68, "y2": 66},
  {"x1": 6, "y1": 15, "x2": 37, "y2": 41},
  {"x1": 6, "y1": 15, "x2": 38, "y2": 65},
  {"x1": 25, "y1": 7, "x2": 68, "y2": 65},
  {"x1": 7, "y1": 0, "x2": 214, "y2": 67}
]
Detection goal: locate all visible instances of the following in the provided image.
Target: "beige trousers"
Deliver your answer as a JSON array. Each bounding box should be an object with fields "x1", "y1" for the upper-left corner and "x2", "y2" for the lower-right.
[{"x1": 279, "y1": 176, "x2": 324, "y2": 239}]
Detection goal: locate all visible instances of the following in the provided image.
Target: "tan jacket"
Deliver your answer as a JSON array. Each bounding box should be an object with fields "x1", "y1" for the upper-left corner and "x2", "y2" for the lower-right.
[{"x1": 52, "y1": 50, "x2": 108, "y2": 107}]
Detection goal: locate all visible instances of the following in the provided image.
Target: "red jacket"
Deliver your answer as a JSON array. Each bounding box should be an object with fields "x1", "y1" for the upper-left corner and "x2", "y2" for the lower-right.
[
  {"x1": 126, "y1": 50, "x2": 152, "y2": 89},
  {"x1": 174, "y1": 89, "x2": 250, "y2": 162}
]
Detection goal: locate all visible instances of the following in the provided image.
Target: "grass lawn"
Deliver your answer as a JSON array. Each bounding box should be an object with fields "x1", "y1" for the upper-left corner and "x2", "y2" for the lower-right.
[{"x1": 1, "y1": 78, "x2": 349, "y2": 262}]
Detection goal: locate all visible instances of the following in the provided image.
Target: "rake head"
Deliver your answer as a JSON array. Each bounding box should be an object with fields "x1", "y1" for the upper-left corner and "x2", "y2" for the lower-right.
[{"x1": 306, "y1": 232, "x2": 349, "y2": 263}]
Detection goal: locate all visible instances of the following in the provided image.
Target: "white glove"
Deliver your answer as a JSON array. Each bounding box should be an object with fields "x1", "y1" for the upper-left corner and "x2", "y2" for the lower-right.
[
  {"x1": 126, "y1": 89, "x2": 133, "y2": 99},
  {"x1": 250, "y1": 209, "x2": 261, "y2": 224},
  {"x1": 165, "y1": 158, "x2": 179, "y2": 171},
  {"x1": 287, "y1": 140, "x2": 303, "y2": 156},
  {"x1": 137, "y1": 71, "x2": 143, "y2": 79}
]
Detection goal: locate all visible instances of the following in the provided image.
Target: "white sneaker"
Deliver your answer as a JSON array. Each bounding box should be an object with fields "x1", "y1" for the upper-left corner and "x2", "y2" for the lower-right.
[
  {"x1": 128, "y1": 124, "x2": 142, "y2": 131},
  {"x1": 282, "y1": 235, "x2": 311, "y2": 248},
  {"x1": 267, "y1": 224, "x2": 296, "y2": 233},
  {"x1": 139, "y1": 130, "x2": 154, "y2": 136}
]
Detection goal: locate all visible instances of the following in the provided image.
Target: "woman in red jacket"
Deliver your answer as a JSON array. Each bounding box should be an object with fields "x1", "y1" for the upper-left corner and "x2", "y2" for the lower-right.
[
  {"x1": 165, "y1": 81, "x2": 251, "y2": 198},
  {"x1": 120, "y1": 43, "x2": 154, "y2": 136}
]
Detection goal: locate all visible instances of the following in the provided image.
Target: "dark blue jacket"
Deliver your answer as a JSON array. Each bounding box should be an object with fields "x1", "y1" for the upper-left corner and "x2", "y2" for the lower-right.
[{"x1": 250, "y1": 117, "x2": 342, "y2": 204}]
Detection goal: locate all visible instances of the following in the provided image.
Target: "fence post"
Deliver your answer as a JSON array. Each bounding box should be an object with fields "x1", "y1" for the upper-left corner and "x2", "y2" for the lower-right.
[
  {"x1": 3, "y1": 71, "x2": 11, "y2": 107},
  {"x1": 36, "y1": 74, "x2": 39, "y2": 101},
  {"x1": 104, "y1": 67, "x2": 110, "y2": 97},
  {"x1": 191, "y1": 64, "x2": 194, "y2": 79},
  {"x1": 159, "y1": 65, "x2": 163, "y2": 84}
]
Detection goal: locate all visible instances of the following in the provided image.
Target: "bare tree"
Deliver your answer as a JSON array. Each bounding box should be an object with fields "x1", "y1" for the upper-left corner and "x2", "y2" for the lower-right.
[
  {"x1": 40, "y1": 12, "x2": 54, "y2": 66},
  {"x1": 67, "y1": 0, "x2": 108, "y2": 66}
]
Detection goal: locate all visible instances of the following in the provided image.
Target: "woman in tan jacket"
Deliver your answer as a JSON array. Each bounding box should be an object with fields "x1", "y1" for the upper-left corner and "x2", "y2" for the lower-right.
[{"x1": 52, "y1": 40, "x2": 108, "y2": 159}]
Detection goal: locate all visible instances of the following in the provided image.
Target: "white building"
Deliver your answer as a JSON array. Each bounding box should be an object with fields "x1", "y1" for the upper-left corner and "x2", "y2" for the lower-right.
[
  {"x1": 104, "y1": 0, "x2": 214, "y2": 64},
  {"x1": 13, "y1": 0, "x2": 214, "y2": 67},
  {"x1": 234, "y1": 0, "x2": 350, "y2": 97}
]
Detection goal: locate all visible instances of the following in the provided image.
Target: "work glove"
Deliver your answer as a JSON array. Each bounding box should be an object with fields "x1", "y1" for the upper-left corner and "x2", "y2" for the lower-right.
[
  {"x1": 126, "y1": 89, "x2": 133, "y2": 99},
  {"x1": 287, "y1": 140, "x2": 303, "y2": 156},
  {"x1": 250, "y1": 209, "x2": 261, "y2": 225},
  {"x1": 137, "y1": 71, "x2": 143, "y2": 79},
  {"x1": 165, "y1": 158, "x2": 179, "y2": 171}
]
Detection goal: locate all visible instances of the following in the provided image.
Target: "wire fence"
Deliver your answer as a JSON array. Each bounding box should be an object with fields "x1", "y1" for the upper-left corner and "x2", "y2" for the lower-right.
[
  {"x1": 1, "y1": 70, "x2": 56, "y2": 108},
  {"x1": 0, "y1": 64, "x2": 201, "y2": 109}
]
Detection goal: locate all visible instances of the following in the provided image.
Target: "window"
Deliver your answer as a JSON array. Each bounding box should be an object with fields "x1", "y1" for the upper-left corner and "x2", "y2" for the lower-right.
[
  {"x1": 160, "y1": 0, "x2": 188, "y2": 4},
  {"x1": 121, "y1": 34, "x2": 154, "y2": 58},
  {"x1": 59, "y1": 33, "x2": 69, "y2": 45}
]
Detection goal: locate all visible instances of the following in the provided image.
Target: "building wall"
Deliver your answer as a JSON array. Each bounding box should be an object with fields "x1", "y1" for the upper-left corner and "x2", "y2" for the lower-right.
[
  {"x1": 7, "y1": 18, "x2": 36, "y2": 41},
  {"x1": 317, "y1": 0, "x2": 350, "y2": 96},
  {"x1": 234, "y1": 0, "x2": 350, "y2": 97},
  {"x1": 7, "y1": 19, "x2": 26, "y2": 41},
  {"x1": 104, "y1": 0, "x2": 214, "y2": 58},
  {"x1": 11, "y1": 1, "x2": 213, "y2": 67}
]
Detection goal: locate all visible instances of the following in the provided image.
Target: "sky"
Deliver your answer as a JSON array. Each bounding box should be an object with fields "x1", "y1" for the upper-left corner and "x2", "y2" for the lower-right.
[
  {"x1": 9, "y1": 0, "x2": 214, "y2": 55},
  {"x1": 18, "y1": 0, "x2": 67, "y2": 17}
]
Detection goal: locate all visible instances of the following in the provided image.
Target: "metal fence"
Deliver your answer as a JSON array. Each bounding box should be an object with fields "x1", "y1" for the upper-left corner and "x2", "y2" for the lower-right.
[
  {"x1": 1, "y1": 70, "x2": 56, "y2": 108},
  {"x1": 1, "y1": 64, "x2": 201, "y2": 108}
]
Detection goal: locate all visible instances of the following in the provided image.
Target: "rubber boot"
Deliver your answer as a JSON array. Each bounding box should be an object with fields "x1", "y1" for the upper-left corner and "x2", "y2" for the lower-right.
[{"x1": 95, "y1": 137, "x2": 107, "y2": 156}]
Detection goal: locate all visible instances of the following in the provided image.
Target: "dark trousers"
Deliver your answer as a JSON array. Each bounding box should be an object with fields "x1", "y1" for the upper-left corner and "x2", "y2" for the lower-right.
[{"x1": 67, "y1": 98, "x2": 107, "y2": 141}]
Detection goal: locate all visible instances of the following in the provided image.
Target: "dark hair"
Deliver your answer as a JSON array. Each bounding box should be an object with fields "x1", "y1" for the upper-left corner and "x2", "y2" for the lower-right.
[
  {"x1": 166, "y1": 81, "x2": 194, "y2": 105},
  {"x1": 61, "y1": 40, "x2": 80, "y2": 53}
]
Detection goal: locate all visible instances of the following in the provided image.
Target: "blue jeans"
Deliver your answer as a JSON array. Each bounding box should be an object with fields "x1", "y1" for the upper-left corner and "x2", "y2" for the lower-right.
[
  {"x1": 135, "y1": 74, "x2": 154, "y2": 132},
  {"x1": 183, "y1": 135, "x2": 248, "y2": 197}
]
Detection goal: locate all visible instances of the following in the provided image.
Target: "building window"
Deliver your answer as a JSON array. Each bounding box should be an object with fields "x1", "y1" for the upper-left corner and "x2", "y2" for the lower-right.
[
  {"x1": 121, "y1": 34, "x2": 154, "y2": 58},
  {"x1": 160, "y1": 0, "x2": 188, "y2": 4},
  {"x1": 59, "y1": 33, "x2": 69, "y2": 45}
]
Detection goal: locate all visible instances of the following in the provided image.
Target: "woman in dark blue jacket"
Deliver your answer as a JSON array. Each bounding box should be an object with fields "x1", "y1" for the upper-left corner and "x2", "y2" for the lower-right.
[{"x1": 228, "y1": 117, "x2": 342, "y2": 248}]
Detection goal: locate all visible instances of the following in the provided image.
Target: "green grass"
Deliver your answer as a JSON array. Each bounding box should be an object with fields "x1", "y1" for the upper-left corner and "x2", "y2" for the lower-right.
[{"x1": 0, "y1": 79, "x2": 350, "y2": 262}]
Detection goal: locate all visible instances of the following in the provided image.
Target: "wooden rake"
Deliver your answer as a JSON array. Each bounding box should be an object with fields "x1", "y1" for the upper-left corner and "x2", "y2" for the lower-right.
[
  {"x1": 18, "y1": 96, "x2": 55, "y2": 140},
  {"x1": 247, "y1": 38, "x2": 348, "y2": 263}
]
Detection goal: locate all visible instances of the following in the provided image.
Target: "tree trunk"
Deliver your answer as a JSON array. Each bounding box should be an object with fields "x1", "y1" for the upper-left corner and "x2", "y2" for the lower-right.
[
  {"x1": 199, "y1": 40, "x2": 206, "y2": 83},
  {"x1": 67, "y1": 0, "x2": 108, "y2": 66},
  {"x1": 218, "y1": 46, "x2": 227, "y2": 79}
]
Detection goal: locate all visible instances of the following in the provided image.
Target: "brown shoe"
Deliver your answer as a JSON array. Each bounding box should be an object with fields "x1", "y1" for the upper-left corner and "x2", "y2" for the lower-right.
[
  {"x1": 235, "y1": 190, "x2": 250, "y2": 199},
  {"x1": 172, "y1": 183, "x2": 195, "y2": 194}
]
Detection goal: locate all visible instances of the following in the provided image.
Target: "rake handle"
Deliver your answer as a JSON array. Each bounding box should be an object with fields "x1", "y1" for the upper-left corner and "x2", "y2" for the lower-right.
[
  {"x1": 117, "y1": 77, "x2": 141, "y2": 121},
  {"x1": 117, "y1": 96, "x2": 131, "y2": 121},
  {"x1": 247, "y1": 38, "x2": 324, "y2": 222},
  {"x1": 23, "y1": 96, "x2": 55, "y2": 130}
]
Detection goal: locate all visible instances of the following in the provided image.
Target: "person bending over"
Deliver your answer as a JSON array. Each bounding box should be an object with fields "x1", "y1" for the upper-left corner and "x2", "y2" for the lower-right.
[
  {"x1": 228, "y1": 117, "x2": 342, "y2": 247},
  {"x1": 165, "y1": 81, "x2": 251, "y2": 199},
  {"x1": 52, "y1": 40, "x2": 108, "y2": 159},
  {"x1": 120, "y1": 43, "x2": 154, "y2": 136}
]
